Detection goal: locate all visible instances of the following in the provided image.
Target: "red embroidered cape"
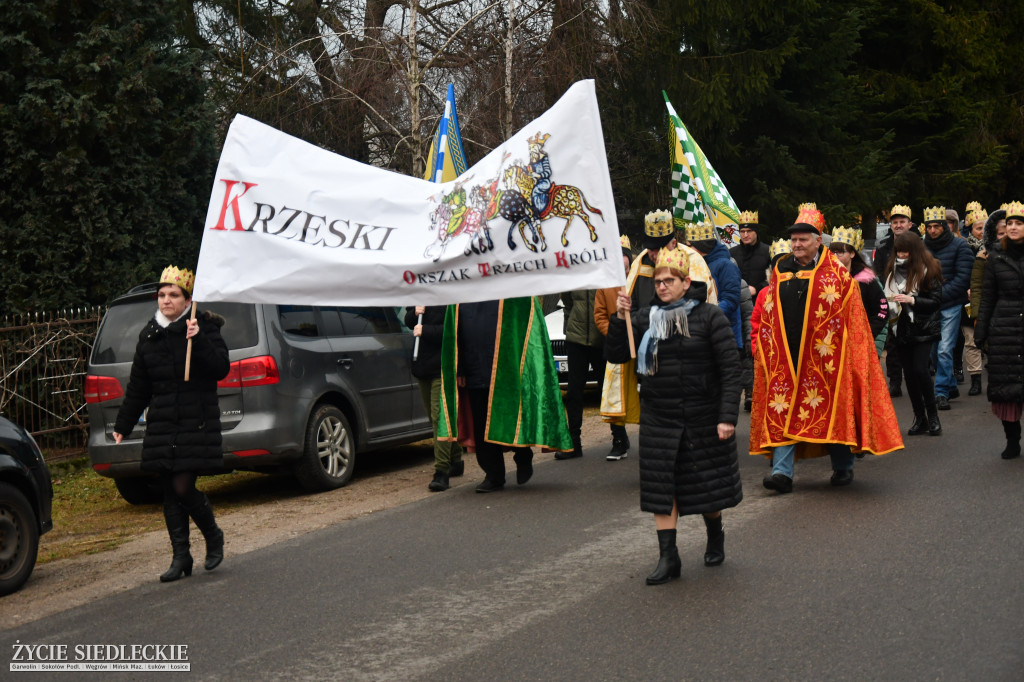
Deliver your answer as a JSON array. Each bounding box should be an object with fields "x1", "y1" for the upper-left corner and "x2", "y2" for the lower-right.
[{"x1": 749, "y1": 250, "x2": 903, "y2": 458}]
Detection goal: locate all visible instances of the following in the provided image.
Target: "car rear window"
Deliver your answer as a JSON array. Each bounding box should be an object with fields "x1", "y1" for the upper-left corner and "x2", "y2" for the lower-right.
[{"x1": 91, "y1": 299, "x2": 259, "y2": 364}]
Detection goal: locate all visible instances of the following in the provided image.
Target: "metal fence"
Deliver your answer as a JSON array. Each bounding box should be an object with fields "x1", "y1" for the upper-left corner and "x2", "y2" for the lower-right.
[{"x1": 0, "y1": 307, "x2": 105, "y2": 461}]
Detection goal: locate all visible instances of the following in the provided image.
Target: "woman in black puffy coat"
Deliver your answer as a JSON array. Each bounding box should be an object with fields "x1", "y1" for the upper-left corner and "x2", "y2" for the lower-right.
[
  {"x1": 113, "y1": 266, "x2": 231, "y2": 582},
  {"x1": 605, "y1": 247, "x2": 742, "y2": 586},
  {"x1": 975, "y1": 202, "x2": 1024, "y2": 459},
  {"x1": 882, "y1": 231, "x2": 943, "y2": 436}
]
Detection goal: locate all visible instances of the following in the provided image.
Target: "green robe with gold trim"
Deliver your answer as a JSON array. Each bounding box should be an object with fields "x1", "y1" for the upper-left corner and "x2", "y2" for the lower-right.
[{"x1": 437, "y1": 297, "x2": 572, "y2": 451}]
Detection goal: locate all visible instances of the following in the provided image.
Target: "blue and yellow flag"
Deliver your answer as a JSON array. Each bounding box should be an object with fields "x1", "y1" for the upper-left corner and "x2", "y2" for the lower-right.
[{"x1": 424, "y1": 84, "x2": 468, "y2": 183}]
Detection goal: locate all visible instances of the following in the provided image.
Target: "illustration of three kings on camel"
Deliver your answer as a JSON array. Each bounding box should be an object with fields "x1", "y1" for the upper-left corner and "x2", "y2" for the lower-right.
[{"x1": 424, "y1": 132, "x2": 605, "y2": 262}]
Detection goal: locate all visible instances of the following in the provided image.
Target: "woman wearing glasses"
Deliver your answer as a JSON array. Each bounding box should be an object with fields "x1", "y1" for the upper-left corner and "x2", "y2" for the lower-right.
[{"x1": 605, "y1": 247, "x2": 742, "y2": 586}]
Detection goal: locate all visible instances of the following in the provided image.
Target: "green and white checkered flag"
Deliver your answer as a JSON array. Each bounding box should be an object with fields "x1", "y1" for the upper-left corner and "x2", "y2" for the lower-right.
[{"x1": 664, "y1": 92, "x2": 741, "y2": 235}]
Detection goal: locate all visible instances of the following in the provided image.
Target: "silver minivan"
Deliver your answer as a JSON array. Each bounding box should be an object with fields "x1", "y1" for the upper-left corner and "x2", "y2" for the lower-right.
[{"x1": 85, "y1": 284, "x2": 431, "y2": 504}]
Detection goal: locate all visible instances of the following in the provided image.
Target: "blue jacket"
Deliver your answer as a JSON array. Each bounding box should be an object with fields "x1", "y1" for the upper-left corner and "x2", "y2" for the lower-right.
[
  {"x1": 703, "y1": 241, "x2": 744, "y2": 348},
  {"x1": 924, "y1": 230, "x2": 974, "y2": 310}
]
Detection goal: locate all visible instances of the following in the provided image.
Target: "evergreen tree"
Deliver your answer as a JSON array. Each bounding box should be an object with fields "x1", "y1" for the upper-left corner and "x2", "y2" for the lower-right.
[{"x1": 0, "y1": 0, "x2": 216, "y2": 312}]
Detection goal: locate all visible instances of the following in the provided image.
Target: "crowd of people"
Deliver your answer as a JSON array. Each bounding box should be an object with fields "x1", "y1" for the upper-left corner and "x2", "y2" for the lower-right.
[{"x1": 119, "y1": 199, "x2": 1022, "y2": 586}]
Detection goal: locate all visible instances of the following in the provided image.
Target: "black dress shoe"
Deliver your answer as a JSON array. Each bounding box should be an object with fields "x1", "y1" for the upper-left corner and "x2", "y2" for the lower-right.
[
  {"x1": 936, "y1": 395, "x2": 951, "y2": 410},
  {"x1": 762, "y1": 473, "x2": 793, "y2": 494},
  {"x1": 830, "y1": 469, "x2": 854, "y2": 486},
  {"x1": 555, "y1": 445, "x2": 583, "y2": 460},
  {"x1": 908, "y1": 413, "x2": 928, "y2": 436},
  {"x1": 475, "y1": 478, "x2": 504, "y2": 493}
]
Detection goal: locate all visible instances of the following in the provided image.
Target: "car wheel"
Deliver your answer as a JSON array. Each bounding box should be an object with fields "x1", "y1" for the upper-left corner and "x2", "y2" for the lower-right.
[
  {"x1": 0, "y1": 482, "x2": 40, "y2": 596},
  {"x1": 114, "y1": 477, "x2": 163, "y2": 506},
  {"x1": 294, "y1": 404, "x2": 355, "y2": 491}
]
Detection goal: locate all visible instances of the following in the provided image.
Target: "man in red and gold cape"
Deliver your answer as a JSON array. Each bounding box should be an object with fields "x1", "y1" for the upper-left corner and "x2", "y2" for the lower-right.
[
  {"x1": 436, "y1": 297, "x2": 572, "y2": 493},
  {"x1": 751, "y1": 205, "x2": 903, "y2": 493}
]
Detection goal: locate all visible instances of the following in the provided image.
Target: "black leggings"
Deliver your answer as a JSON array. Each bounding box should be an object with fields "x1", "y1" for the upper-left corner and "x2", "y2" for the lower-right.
[
  {"x1": 161, "y1": 472, "x2": 203, "y2": 508},
  {"x1": 896, "y1": 341, "x2": 935, "y2": 414}
]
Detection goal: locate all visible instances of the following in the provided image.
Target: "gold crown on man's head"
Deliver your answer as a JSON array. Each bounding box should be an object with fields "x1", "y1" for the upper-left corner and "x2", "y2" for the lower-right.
[
  {"x1": 685, "y1": 220, "x2": 717, "y2": 242},
  {"x1": 1005, "y1": 201, "x2": 1024, "y2": 221},
  {"x1": 965, "y1": 200, "x2": 984, "y2": 215},
  {"x1": 769, "y1": 239, "x2": 792, "y2": 259},
  {"x1": 922, "y1": 206, "x2": 946, "y2": 224},
  {"x1": 739, "y1": 210, "x2": 759, "y2": 225},
  {"x1": 798, "y1": 202, "x2": 817, "y2": 212},
  {"x1": 654, "y1": 246, "x2": 690, "y2": 277},
  {"x1": 619, "y1": 234, "x2": 631, "y2": 250},
  {"x1": 832, "y1": 226, "x2": 863, "y2": 251},
  {"x1": 1000, "y1": 202, "x2": 1010, "y2": 212},
  {"x1": 891, "y1": 204, "x2": 912, "y2": 220},
  {"x1": 159, "y1": 266, "x2": 194, "y2": 296},
  {"x1": 967, "y1": 208, "x2": 989, "y2": 225},
  {"x1": 644, "y1": 210, "x2": 674, "y2": 238}
]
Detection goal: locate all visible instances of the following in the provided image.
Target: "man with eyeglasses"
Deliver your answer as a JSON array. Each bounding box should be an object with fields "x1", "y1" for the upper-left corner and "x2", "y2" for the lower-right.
[{"x1": 751, "y1": 205, "x2": 903, "y2": 494}]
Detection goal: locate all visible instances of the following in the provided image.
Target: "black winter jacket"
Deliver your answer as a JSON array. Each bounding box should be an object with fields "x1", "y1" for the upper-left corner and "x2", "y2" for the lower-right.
[
  {"x1": 730, "y1": 240, "x2": 771, "y2": 294},
  {"x1": 605, "y1": 303, "x2": 742, "y2": 516},
  {"x1": 889, "y1": 279, "x2": 941, "y2": 345},
  {"x1": 404, "y1": 306, "x2": 447, "y2": 380},
  {"x1": 114, "y1": 309, "x2": 231, "y2": 473},
  {"x1": 924, "y1": 228, "x2": 974, "y2": 309},
  {"x1": 975, "y1": 240, "x2": 1024, "y2": 403}
]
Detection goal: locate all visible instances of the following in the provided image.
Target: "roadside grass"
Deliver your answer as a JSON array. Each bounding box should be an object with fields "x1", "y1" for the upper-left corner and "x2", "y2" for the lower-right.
[
  {"x1": 40, "y1": 459, "x2": 280, "y2": 565},
  {"x1": 40, "y1": 440, "x2": 437, "y2": 565}
]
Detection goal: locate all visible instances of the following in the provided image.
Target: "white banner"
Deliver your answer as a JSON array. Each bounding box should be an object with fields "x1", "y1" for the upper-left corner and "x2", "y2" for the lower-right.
[{"x1": 194, "y1": 80, "x2": 624, "y2": 306}]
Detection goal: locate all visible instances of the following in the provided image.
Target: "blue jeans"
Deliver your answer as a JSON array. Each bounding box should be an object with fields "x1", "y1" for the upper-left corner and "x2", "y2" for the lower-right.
[
  {"x1": 772, "y1": 443, "x2": 855, "y2": 478},
  {"x1": 931, "y1": 306, "x2": 961, "y2": 398}
]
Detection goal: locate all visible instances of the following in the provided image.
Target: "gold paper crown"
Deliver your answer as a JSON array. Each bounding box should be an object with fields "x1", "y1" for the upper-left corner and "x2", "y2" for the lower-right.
[
  {"x1": 685, "y1": 220, "x2": 717, "y2": 242},
  {"x1": 769, "y1": 239, "x2": 792, "y2": 259},
  {"x1": 798, "y1": 202, "x2": 817, "y2": 212},
  {"x1": 644, "y1": 210, "x2": 674, "y2": 238},
  {"x1": 619, "y1": 234, "x2": 631, "y2": 250},
  {"x1": 965, "y1": 201, "x2": 983, "y2": 215},
  {"x1": 832, "y1": 226, "x2": 863, "y2": 251},
  {"x1": 159, "y1": 265, "x2": 195, "y2": 296},
  {"x1": 966, "y1": 208, "x2": 989, "y2": 225},
  {"x1": 1005, "y1": 201, "x2": 1024, "y2": 221},
  {"x1": 794, "y1": 206, "x2": 826, "y2": 233},
  {"x1": 739, "y1": 210, "x2": 759, "y2": 225},
  {"x1": 654, "y1": 246, "x2": 690, "y2": 277},
  {"x1": 922, "y1": 206, "x2": 946, "y2": 224},
  {"x1": 1000, "y1": 203, "x2": 1010, "y2": 212},
  {"x1": 890, "y1": 204, "x2": 912, "y2": 220}
]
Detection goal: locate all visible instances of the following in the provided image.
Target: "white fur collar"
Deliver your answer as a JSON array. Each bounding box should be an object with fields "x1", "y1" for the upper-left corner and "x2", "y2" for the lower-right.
[{"x1": 155, "y1": 304, "x2": 192, "y2": 329}]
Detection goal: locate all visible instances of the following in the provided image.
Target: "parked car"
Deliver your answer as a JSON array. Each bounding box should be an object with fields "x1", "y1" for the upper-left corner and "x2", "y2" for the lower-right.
[
  {"x1": 544, "y1": 304, "x2": 601, "y2": 388},
  {"x1": 85, "y1": 284, "x2": 432, "y2": 504},
  {"x1": 0, "y1": 415, "x2": 53, "y2": 596}
]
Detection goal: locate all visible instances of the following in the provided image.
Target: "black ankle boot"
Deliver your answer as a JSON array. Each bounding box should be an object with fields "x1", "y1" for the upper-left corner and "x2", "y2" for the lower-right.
[
  {"x1": 646, "y1": 529, "x2": 682, "y2": 585},
  {"x1": 968, "y1": 374, "x2": 983, "y2": 396},
  {"x1": 1001, "y1": 420, "x2": 1021, "y2": 459},
  {"x1": 926, "y1": 405, "x2": 942, "y2": 436},
  {"x1": 184, "y1": 495, "x2": 224, "y2": 571},
  {"x1": 159, "y1": 502, "x2": 193, "y2": 583},
  {"x1": 908, "y1": 412, "x2": 928, "y2": 436},
  {"x1": 703, "y1": 515, "x2": 725, "y2": 567}
]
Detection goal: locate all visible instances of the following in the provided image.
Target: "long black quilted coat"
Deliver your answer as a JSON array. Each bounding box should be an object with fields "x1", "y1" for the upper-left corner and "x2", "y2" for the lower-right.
[
  {"x1": 975, "y1": 240, "x2": 1024, "y2": 403},
  {"x1": 605, "y1": 302, "x2": 743, "y2": 516},
  {"x1": 114, "y1": 309, "x2": 231, "y2": 473}
]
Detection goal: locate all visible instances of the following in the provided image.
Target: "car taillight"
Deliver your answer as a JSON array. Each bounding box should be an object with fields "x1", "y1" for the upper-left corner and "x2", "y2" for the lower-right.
[
  {"x1": 84, "y1": 375, "x2": 124, "y2": 403},
  {"x1": 218, "y1": 356, "x2": 280, "y2": 388}
]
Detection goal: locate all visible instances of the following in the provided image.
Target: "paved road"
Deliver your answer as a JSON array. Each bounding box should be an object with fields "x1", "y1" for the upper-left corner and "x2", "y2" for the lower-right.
[{"x1": 4, "y1": 391, "x2": 1023, "y2": 680}]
